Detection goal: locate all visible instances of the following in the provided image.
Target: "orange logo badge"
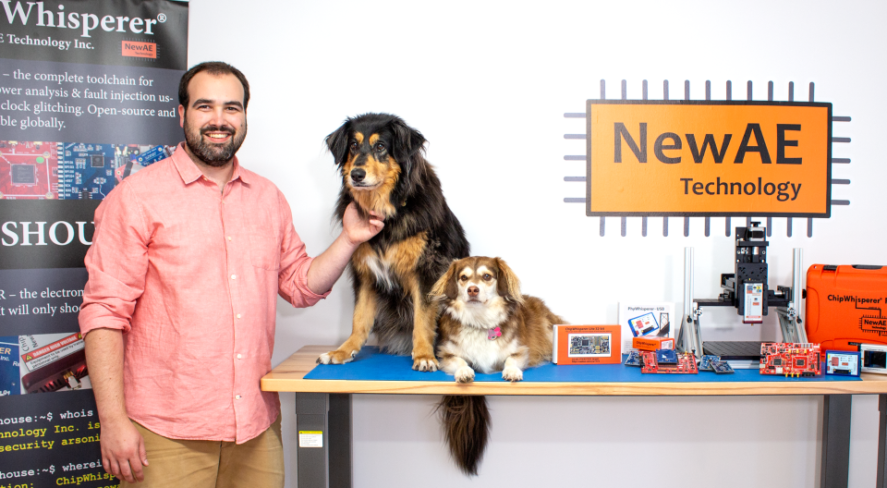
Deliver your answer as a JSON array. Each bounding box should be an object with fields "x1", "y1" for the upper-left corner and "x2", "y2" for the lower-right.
[{"x1": 122, "y1": 41, "x2": 157, "y2": 59}]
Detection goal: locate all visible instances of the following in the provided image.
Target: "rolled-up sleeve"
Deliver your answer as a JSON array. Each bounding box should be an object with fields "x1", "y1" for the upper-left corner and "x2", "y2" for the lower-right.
[
  {"x1": 79, "y1": 182, "x2": 150, "y2": 335},
  {"x1": 276, "y1": 190, "x2": 330, "y2": 307}
]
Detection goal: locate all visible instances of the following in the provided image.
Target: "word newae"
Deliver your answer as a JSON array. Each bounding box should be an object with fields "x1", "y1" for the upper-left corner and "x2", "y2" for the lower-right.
[{"x1": 613, "y1": 123, "x2": 803, "y2": 165}]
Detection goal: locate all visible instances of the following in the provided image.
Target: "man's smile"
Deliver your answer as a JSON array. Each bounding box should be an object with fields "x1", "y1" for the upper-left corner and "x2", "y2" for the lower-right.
[{"x1": 203, "y1": 130, "x2": 233, "y2": 142}]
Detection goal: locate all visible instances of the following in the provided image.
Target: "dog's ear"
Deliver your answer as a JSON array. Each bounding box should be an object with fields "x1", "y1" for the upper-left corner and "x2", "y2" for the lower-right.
[
  {"x1": 389, "y1": 117, "x2": 426, "y2": 165},
  {"x1": 430, "y1": 259, "x2": 460, "y2": 302},
  {"x1": 325, "y1": 120, "x2": 351, "y2": 168},
  {"x1": 495, "y1": 258, "x2": 524, "y2": 304}
]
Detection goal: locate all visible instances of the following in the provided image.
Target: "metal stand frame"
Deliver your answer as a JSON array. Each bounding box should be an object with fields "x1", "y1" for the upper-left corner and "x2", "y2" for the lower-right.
[
  {"x1": 677, "y1": 247, "x2": 807, "y2": 358},
  {"x1": 292, "y1": 390, "x2": 877, "y2": 488}
]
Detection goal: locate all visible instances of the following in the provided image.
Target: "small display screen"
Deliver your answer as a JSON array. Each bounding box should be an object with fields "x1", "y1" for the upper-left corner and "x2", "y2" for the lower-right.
[{"x1": 864, "y1": 350, "x2": 887, "y2": 369}]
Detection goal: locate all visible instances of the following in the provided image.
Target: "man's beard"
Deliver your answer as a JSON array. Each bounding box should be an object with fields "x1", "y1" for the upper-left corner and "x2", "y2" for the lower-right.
[{"x1": 183, "y1": 120, "x2": 247, "y2": 168}]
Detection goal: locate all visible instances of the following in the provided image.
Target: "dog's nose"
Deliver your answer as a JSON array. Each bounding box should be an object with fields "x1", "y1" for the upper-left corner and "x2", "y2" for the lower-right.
[
  {"x1": 350, "y1": 168, "x2": 366, "y2": 182},
  {"x1": 467, "y1": 286, "x2": 479, "y2": 297}
]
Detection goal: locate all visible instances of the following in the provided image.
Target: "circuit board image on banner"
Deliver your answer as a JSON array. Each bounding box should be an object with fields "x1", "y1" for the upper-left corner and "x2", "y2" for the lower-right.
[
  {"x1": 115, "y1": 144, "x2": 175, "y2": 183},
  {"x1": 0, "y1": 337, "x2": 20, "y2": 396},
  {"x1": 58, "y1": 143, "x2": 118, "y2": 200},
  {"x1": 18, "y1": 333, "x2": 91, "y2": 394},
  {"x1": 58, "y1": 143, "x2": 176, "y2": 199},
  {"x1": 0, "y1": 140, "x2": 61, "y2": 199}
]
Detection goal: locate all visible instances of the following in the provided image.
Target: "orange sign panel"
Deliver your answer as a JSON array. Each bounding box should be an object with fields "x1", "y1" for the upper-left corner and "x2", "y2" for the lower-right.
[{"x1": 586, "y1": 101, "x2": 832, "y2": 217}]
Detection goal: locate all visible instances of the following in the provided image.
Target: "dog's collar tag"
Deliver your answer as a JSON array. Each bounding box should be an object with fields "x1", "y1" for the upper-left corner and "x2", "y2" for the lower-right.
[{"x1": 488, "y1": 327, "x2": 501, "y2": 340}]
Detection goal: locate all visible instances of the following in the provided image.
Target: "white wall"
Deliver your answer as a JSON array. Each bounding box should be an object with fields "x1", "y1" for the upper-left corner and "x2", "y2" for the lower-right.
[{"x1": 188, "y1": 1, "x2": 887, "y2": 486}]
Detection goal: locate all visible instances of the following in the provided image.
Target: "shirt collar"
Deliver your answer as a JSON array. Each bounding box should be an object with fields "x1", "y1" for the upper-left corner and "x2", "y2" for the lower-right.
[{"x1": 171, "y1": 142, "x2": 250, "y2": 185}]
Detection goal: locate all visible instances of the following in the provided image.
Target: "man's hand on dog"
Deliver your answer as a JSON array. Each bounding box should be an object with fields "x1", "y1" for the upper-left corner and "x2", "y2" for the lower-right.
[{"x1": 342, "y1": 202, "x2": 384, "y2": 246}]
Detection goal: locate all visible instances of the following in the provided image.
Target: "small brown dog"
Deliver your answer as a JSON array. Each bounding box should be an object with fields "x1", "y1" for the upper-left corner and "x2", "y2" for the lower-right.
[{"x1": 430, "y1": 256, "x2": 564, "y2": 475}]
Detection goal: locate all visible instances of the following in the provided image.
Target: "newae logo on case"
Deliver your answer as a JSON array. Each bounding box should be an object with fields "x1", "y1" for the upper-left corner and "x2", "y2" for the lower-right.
[{"x1": 586, "y1": 101, "x2": 832, "y2": 217}]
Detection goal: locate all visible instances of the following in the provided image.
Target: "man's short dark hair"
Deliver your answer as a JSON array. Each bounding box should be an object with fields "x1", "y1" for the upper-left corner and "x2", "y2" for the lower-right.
[{"x1": 178, "y1": 61, "x2": 250, "y2": 110}]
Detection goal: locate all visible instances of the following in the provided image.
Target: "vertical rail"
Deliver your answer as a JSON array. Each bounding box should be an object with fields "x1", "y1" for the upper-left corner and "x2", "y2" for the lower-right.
[
  {"x1": 792, "y1": 248, "x2": 806, "y2": 342},
  {"x1": 678, "y1": 247, "x2": 702, "y2": 356}
]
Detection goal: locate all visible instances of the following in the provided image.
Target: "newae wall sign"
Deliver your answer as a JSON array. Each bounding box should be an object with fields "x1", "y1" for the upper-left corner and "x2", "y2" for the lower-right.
[{"x1": 586, "y1": 100, "x2": 832, "y2": 217}]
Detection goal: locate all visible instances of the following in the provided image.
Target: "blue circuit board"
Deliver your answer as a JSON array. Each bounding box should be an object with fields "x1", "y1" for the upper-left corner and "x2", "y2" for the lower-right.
[
  {"x1": 656, "y1": 349, "x2": 678, "y2": 364},
  {"x1": 699, "y1": 355, "x2": 720, "y2": 371},
  {"x1": 712, "y1": 361, "x2": 735, "y2": 374},
  {"x1": 624, "y1": 350, "x2": 643, "y2": 367},
  {"x1": 59, "y1": 143, "x2": 119, "y2": 200}
]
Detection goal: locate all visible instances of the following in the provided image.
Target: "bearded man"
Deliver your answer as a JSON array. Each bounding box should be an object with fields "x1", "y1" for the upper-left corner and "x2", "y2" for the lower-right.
[{"x1": 79, "y1": 62, "x2": 383, "y2": 488}]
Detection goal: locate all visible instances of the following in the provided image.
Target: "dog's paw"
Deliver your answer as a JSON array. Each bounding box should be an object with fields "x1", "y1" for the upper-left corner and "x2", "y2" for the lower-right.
[
  {"x1": 412, "y1": 355, "x2": 440, "y2": 372},
  {"x1": 317, "y1": 350, "x2": 357, "y2": 365},
  {"x1": 455, "y1": 366, "x2": 476, "y2": 383},
  {"x1": 502, "y1": 366, "x2": 523, "y2": 382}
]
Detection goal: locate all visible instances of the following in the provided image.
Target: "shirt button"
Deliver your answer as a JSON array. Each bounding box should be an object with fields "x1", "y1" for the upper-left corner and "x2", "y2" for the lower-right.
[
  {"x1": 227, "y1": 236, "x2": 232, "y2": 241},
  {"x1": 235, "y1": 394, "x2": 242, "y2": 400},
  {"x1": 231, "y1": 274, "x2": 237, "y2": 280},
  {"x1": 236, "y1": 313, "x2": 242, "y2": 319},
  {"x1": 236, "y1": 354, "x2": 242, "y2": 359}
]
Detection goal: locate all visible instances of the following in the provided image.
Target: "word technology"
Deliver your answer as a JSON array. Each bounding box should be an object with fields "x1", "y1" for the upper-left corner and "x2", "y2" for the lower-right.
[{"x1": 586, "y1": 100, "x2": 832, "y2": 217}]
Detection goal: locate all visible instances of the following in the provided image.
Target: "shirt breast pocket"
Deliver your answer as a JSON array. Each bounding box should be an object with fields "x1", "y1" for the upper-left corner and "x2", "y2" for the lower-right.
[{"x1": 246, "y1": 213, "x2": 280, "y2": 271}]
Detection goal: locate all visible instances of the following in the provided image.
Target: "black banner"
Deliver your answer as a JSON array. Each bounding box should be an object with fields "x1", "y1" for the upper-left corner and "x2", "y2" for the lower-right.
[
  {"x1": 0, "y1": 1, "x2": 187, "y2": 486},
  {"x1": 0, "y1": 0, "x2": 188, "y2": 70},
  {"x1": 0, "y1": 201, "x2": 98, "y2": 269}
]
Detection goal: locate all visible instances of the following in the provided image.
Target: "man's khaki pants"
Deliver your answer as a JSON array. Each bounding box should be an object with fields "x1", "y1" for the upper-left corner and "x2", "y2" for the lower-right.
[{"x1": 120, "y1": 417, "x2": 284, "y2": 488}]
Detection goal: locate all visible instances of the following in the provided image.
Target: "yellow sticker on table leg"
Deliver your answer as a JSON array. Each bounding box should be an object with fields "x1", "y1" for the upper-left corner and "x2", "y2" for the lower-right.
[{"x1": 298, "y1": 431, "x2": 323, "y2": 448}]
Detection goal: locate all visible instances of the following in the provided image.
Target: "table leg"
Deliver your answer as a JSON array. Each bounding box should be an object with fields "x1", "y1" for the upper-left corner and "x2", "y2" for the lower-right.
[
  {"x1": 329, "y1": 394, "x2": 353, "y2": 488},
  {"x1": 295, "y1": 393, "x2": 353, "y2": 488},
  {"x1": 296, "y1": 393, "x2": 329, "y2": 488},
  {"x1": 821, "y1": 394, "x2": 851, "y2": 488},
  {"x1": 878, "y1": 395, "x2": 887, "y2": 488}
]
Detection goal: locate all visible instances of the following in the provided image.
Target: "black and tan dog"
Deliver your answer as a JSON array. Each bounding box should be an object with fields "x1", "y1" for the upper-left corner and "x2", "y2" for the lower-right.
[
  {"x1": 318, "y1": 113, "x2": 470, "y2": 371},
  {"x1": 431, "y1": 256, "x2": 564, "y2": 475}
]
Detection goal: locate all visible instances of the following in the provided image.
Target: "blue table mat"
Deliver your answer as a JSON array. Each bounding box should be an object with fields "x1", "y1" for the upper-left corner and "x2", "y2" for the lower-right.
[{"x1": 304, "y1": 347, "x2": 860, "y2": 383}]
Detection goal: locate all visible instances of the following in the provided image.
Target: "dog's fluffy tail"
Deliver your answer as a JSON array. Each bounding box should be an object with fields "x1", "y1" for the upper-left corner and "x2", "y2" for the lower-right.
[{"x1": 437, "y1": 395, "x2": 491, "y2": 475}]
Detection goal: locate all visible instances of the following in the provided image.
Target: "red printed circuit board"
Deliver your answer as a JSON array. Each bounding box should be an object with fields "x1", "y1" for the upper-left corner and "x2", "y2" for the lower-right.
[
  {"x1": 759, "y1": 342, "x2": 821, "y2": 377},
  {"x1": 0, "y1": 140, "x2": 60, "y2": 199},
  {"x1": 641, "y1": 351, "x2": 698, "y2": 374}
]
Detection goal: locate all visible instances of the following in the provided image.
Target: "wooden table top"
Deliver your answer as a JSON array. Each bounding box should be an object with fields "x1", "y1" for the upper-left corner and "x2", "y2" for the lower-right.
[{"x1": 261, "y1": 345, "x2": 887, "y2": 396}]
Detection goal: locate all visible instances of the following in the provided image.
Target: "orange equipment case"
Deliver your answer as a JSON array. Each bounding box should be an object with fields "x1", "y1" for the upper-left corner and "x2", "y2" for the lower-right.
[{"x1": 806, "y1": 264, "x2": 887, "y2": 351}]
